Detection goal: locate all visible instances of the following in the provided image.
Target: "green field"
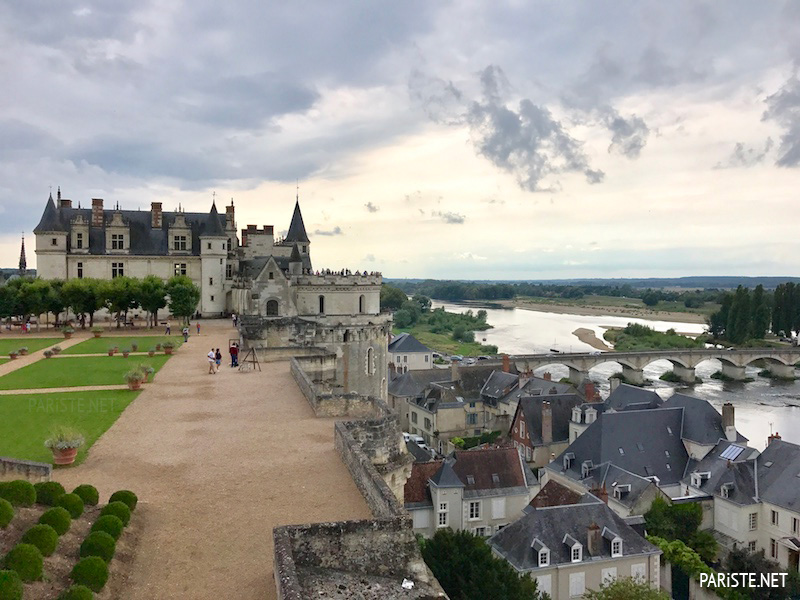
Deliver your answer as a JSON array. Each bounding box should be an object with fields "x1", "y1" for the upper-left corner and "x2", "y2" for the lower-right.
[
  {"x1": 62, "y1": 335, "x2": 183, "y2": 354},
  {"x1": 0, "y1": 389, "x2": 139, "y2": 464},
  {"x1": 0, "y1": 355, "x2": 171, "y2": 390},
  {"x1": 394, "y1": 326, "x2": 498, "y2": 357},
  {"x1": 603, "y1": 323, "x2": 705, "y2": 352},
  {"x1": 0, "y1": 359, "x2": 8, "y2": 366},
  {"x1": 0, "y1": 338, "x2": 62, "y2": 356}
]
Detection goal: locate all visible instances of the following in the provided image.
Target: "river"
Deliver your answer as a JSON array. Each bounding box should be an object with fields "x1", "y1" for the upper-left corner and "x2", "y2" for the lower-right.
[{"x1": 432, "y1": 301, "x2": 800, "y2": 450}]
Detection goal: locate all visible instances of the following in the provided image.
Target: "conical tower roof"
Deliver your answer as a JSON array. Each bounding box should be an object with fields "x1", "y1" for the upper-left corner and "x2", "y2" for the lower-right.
[
  {"x1": 289, "y1": 242, "x2": 302, "y2": 262},
  {"x1": 33, "y1": 193, "x2": 66, "y2": 233},
  {"x1": 18, "y1": 235, "x2": 27, "y2": 275},
  {"x1": 285, "y1": 200, "x2": 309, "y2": 243},
  {"x1": 202, "y1": 201, "x2": 226, "y2": 237}
]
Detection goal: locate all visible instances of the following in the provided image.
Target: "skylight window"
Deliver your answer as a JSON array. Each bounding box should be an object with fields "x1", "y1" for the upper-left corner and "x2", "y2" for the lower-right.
[
  {"x1": 619, "y1": 447, "x2": 624, "y2": 455},
  {"x1": 666, "y1": 426, "x2": 673, "y2": 435},
  {"x1": 467, "y1": 475, "x2": 475, "y2": 485},
  {"x1": 492, "y1": 474, "x2": 500, "y2": 485},
  {"x1": 637, "y1": 443, "x2": 645, "y2": 452},
  {"x1": 720, "y1": 445, "x2": 745, "y2": 461},
  {"x1": 764, "y1": 461, "x2": 773, "y2": 468}
]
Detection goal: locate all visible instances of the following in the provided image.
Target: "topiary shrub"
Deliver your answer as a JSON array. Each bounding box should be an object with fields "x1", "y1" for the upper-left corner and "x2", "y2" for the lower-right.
[
  {"x1": 0, "y1": 570, "x2": 23, "y2": 600},
  {"x1": 1, "y1": 543, "x2": 43, "y2": 582},
  {"x1": 79, "y1": 531, "x2": 116, "y2": 563},
  {"x1": 57, "y1": 585, "x2": 94, "y2": 600},
  {"x1": 38, "y1": 507, "x2": 71, "y2": 536},
  {"x1": 90, "y1": 515, "x2": 124, "y2": 541},
  {"x1": 56, "y1": 493, "x2": 85, "y2": 518},
  {"x1": 0, "y1": 481, "x2": 35, "y2": 507},
  {"x1": 72, "y1": 485, "x2": 99, "y2": 507},
  {"x1": 100, "y1": 501, "x2": 130, "y2": 527},
  {"x1": 0, "y1": 499, "x2": 13, "y2": 529},
  {"x1": 70, "y1": 556, "x2": 108, "y2": 592},
  {"x1": 108, "y1": 490, "x2": 138, "y2": 512},
  {"x1": 33, "y1": 481, "x2": 66, "y2": 506},
  {"x1": 20, "y1": 524, "x2": 59, "y2": 557}
]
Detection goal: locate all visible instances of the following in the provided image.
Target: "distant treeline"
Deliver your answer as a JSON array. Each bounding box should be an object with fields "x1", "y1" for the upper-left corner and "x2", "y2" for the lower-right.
[
  {"x1": 388, "y1": 276, "x2": 800, "y2": 289},
  {"x1": 708, "y1": 283, "x2": 800, "y2": 343}
]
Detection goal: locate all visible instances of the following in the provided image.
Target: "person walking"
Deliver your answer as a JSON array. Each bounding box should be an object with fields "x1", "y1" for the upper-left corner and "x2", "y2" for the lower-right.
[
  {"x1": 196, "y1": 322, "x2": 201, "y2": 335},
  {"x1": 231, "y1": 313, "x2": 237, "y2": 327},
  {"x1": 165, "y1": 320, "x2": 171, "y2": 335},
  {"x1": 182, "y1": 326, "x2": 189, "y2": 342},
  {"x1": 215, "y1": 348, "x2": 222, "y2": 370},
  {"x1": 208, "y1": 348, "x2": 216, "y2": 374},
  {"x1": 230, "y1": 342, "x2": 239, "y2": 367}
]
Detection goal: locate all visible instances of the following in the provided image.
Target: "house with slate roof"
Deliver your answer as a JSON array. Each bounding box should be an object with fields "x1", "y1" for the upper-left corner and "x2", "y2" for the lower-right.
[
  {"x1": 488, "y1": 495, "x2": 661, "y2": 599},
  {"x1": 509, "y1": 392, "x2": 584, "y2": 467},
  {"x1": 389, "y1": 333, "x2": 433, "y2": 373},
  {"x1": 403, "y1": 447, "x2": 539, "y2": 538}
]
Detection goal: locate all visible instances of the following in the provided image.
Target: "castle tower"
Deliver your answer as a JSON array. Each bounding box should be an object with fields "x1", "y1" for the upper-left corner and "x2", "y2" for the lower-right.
[
  {"x1": 18, "y1": 234, "x2": 27, "y2": 276},
  {"x1": 33, "y1": 192, "x2": 68, "y2": 279},
  {"x1": 284, "y1": 196, "x2": 310, "y2": 257},
  {"x1": 199, "y1": 200, "x2": 228, "y2": 316}
]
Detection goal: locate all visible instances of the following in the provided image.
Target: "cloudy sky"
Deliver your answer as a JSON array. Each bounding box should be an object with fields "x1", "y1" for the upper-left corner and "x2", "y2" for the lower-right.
[{"x1": 2, "y1": 1, "x2": 799, "y2": 279}]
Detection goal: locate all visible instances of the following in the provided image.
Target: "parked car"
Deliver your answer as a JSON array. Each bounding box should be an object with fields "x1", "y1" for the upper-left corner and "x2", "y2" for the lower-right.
[
  {"x1": 464, "y1": 357, "x2": 477, "y2": 365},
  {"x1": 451, "y1": 355, "x2": 464, "y2": 362},
  {"x1": 477, "y1": 355, "x2": 491, "y2": 361}
]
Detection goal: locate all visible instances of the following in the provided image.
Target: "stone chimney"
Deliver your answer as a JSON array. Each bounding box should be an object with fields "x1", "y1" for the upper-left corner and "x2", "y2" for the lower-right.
[
  {"x1": 589, "y1": 484, "x2": 608, "y2": 504},
  {"x1": 225, "y1": 200, "x2": 235, "y2": 227},
  {"x1": 584, "y1": 381, "x2": 595, "y2": 402},
  {"x1": 151, "y1": 202, "x2": 163, "y2": 228},
  {"x1": 59, "y1": 198, "x2": 72, "y2": 208},
  {"x1": 722, "y1": 402, "x2": 736, "y2": 442},
  {"x1": 541, "y1": 401, "x2": 553, "y2": 445},
  {"x1": 451, "y1": 359, "x2": 460, "y2": 382},
  {"x1": 587, "y1": 522, "x2": 601, "y2": 556},
  {"x1": 519, "y1": 370, "x2": 531, "y2": 389},
  {"x1": 502, "y1": 354, "x2": 510, "y2": 373},
  {"x1": 767, "y1": 431, "x2": 782, "y2": 446},
  {"x1": 609, "y1": 377, "x2": 621, "y2": 392},
  {"x1": 542, "y1": 371, "x2": 551, "y2": 381},
  {"x1": 91, "y1": 198, "x2": 104, "y2": 227}
]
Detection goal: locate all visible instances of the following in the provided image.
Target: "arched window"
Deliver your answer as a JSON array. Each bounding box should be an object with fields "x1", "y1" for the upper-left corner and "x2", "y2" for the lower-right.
[
  {"x1": 344, "y1": 330, "x2": 352, "y2": 343},
  {"x1": 266, "y1": 300, "x2": 279, "y2": 316},
  {"x1": 319, "y1": 295, "x2": 325, "y2": 314},
  {"x1": 359, "y1": 294, "x2": 365, "y2": 313},
  {"x1": 366, "y1": 347, "x2": 375, "y2": 375}
]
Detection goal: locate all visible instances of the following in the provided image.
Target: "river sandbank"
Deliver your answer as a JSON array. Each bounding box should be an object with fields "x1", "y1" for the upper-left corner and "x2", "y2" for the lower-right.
[
  {"x1": 503, "y1": 299, "x2": 708, "y2": 324},
  {"x1": 572, "y1": 328, "x2": 612, "y2": 351}
]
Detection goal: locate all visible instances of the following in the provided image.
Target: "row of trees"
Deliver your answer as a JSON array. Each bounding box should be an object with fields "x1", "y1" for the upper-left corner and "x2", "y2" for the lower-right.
[
  {"x1": 0, "y1": 276, "x2": 201, "y2": 328},
  {"x1": 708, "y1": 284, "x2": 776, "y2": 343}
]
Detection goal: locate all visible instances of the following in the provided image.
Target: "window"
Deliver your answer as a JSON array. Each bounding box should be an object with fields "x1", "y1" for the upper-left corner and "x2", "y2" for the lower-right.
[
  {"x1": 793, "y1": 517, "x2": 799, "y2": 535},
  {"x1": 748, "y1": 541, "x2": 757, "y2": 552},
  {"x1": 474, "y1": 527, "x2": 486, "y2": 536},
  {"x1": 425, "y1": 355, "x2": 429, "y2": 362},
  {"x1": 619, "y1": 447, "x2": 625, "y2": 455},
  {"x1": 207, "y1": 242, "x2": 212, "y2": 249},
  {"x1": 111, "y1": 234, "x2": 124, "y2": 250},
  {"x1": 51, "y1": 237, "x2": 57, "y2": 245},
  {"x1": 770, "y1": 538, "x2": 777, "y2": 559},
  {"x1": 538, "y1": 550, "x2": 549, "y2": 567},
  {"x1": 466, "y1": 475, "x2": 475, "y2": 485},
  {"x1": 173, "y1": 235, "x2": 187, "y2": 251},
  {"x1": 411, "y1": 412, "x2": 418, "y2": 424},
  {"x1": 174, "y1": 263, "x2": 187, "y2": 276},
  {"x1": 209, "y1": 277, "x2": 213, "y2": 286},
  {"x1": 469, "y1": 402, "x2": 476, "y2": 408},
  {"x1": 403, "y1": 355, "x2": 407, "y2": 363},
  {"x1": 771, "y1": 510, "x2": 779, "y2": 526},
  {"x1": 571, "y1": 546, "x2": 582, "y2": 562},
  {"x1": 111, "y1": 262, "x2": 124, "y2": 278},
  {"x1": 359, "y1": 295, "x2": 364, "y2": 313},
  {"x1": 319, "y1": 295, "x2": 325, "y2": 314},
  {"x1": 266, "y1": 300, "x2": 279, "y2": 316},
  {"x1": 601, "y1": 568, "x2": 617, "y2": 583},
  {"x1": 76, "y1": 233, "x2": 83, "y2": 249},
  {"x1": 568, "y1": 572, "x2": 585, "y2": 597},
  {"x1": 491, "y1": 497, "x2": 506, "y2": 519},
  {"x1": 468, "y1": 501, "x2": 480, "y2": 520},
  {"x1": 437, "y1": 502, "x2": 448, "y2": 527},
  {"x1": 520, "y1": 420, "x2": 525, "y2": 439},
  {"x1": 525, "y1": 446, "x2": 531, "y2": 461},
  {"x1": 467, "y1": 413, "x2": 477, "y2": 425},
  {"x1": 77, "y1": 262, "x2": 83, "y2": 279},
  {"x1": 210, "y1": 295, "x2": 214, "y2": 302},
  {"x1": 302, "y1": 245, "x2": 307, "y2": 253},
  {"x1": 366, "y1": 347, "x2": 375, "y2": 375},
  {"x1": 611, "y1": 539, "x2": 622, "y2": 557},
  {"x1": 537, "y1": 575, "x2": 551, "y2": 596},
  {"x1": 424, "y1": 418, "x2": 432, "y2": 430},
  {"x1": 227, "y1": 238, "x2": 232, "y2": 251},
  {"x1": 226, "y1": 264, "x2": 233, "y2": 279},
  {"x1": 269, "y1": 271, "x2": 274, "y2": 280}
]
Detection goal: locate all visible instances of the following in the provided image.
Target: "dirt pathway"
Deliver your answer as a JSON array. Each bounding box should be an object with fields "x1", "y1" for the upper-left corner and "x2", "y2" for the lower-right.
[
  {"x1": 53, "y1": 319, "x2": 371, "y2": 600},
  {"x1": 0, "y1": 384, "x2": 129, "y2": 395}
]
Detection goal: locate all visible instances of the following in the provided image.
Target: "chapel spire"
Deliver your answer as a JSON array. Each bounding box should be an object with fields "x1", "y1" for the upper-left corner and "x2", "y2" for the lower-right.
[{"x1": 18, "y1": 234, "x2": 27, "y2": 276}]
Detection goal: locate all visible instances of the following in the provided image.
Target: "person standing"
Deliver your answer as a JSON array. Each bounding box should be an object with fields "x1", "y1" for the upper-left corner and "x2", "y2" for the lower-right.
[
  {"x1": 165, "y1": 320, "x2": 171, "y2": 335},
  {"x1": 230, "y1": 342, "x2": 239, "y2": 367},
  {"x1": 196, "y1": 322, "x2": 201, "y2": 335},
  {"x1": 182, "y1": 326, "x2": 189, "y2": 342},
  {"x1": 208, "y1": 348, "x2": 216, "y2": 374},
  {"x1": 231, "y1": 313, "x2": 237, "y2": 327},
  {"x1": 215, "y1": 348, "x2": 222, "y2": 370}
]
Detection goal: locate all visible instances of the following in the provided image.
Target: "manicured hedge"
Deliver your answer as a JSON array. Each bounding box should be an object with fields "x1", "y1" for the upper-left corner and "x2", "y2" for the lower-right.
[
  {"x1": 79, "y1": 531, "x2": 116, "y2": 563},
  {"x1": 2, "y1": 544, "x2": 43, "y2": 582},
  {"x1": 0, "y1": 570, "x2": 23, "y2": 600},
  {"x1": 0, "y1": 481, "x2": 35, "y2": 507},
  {"x1": 20, "y1": 524, "x2": 59, "y2": 557},
  {"x1": 38, "y1": 507, "x2": 72, "y2": 536},
  {"x1": 100, "y1": 501, "x2": 130, "y2": 527},
  {"x1": 70, "y1": 556, "x2": 108, "y2": 592},
  {"x1": 108, "y1": 490, "x2": 138, "y2": 512},
  {"x1": 56, "y1": 493, "x2": 85, "y2": 519},
  {"x1": 57, "y1": 585, "x2": 94, "y2": 600},
  {"x1": 33, "y1": 481, "x2": 66, "y2": 506},
  {"x1": 90, "y1": 515, "x2": 124, "y2": 541},
  {"x1": 0, "y1": 499, "x2": 12, "y2": 529},
  {"x1": 72, "y1": 485, "x2": 99, "y2": 507}
]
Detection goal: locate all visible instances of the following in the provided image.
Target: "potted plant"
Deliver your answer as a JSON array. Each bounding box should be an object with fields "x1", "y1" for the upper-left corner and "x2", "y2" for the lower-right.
[
  {"x1": 148, "y1": 347, "x2": 156, "y2": 357},
  {"x1": 131, "y1": 343, "x2": 138, "y2": 352},
  {"x1": 45, "y1": 425, "x2": 84, "y2": 466},
  {"x1": 8, "y1": 351, "x2": 18, "y2": 360},
  {"x1": 91, "y1": 326, "x2": 104, "y2": 338},
  {"x1": 125, "y1": 370, "x2": 144, "y2": 390},
  {"x1": 121, "y1": 347, "x2": 131, "y2": 358},
  {"x1": 108, "y1": 346, "x2": 116, "y2": 356},
  {"x1": 163, "y1": 341, "x2": 175, "y2": 355},
  {"x1": 62, "y1": 326, "x2": 75, "y2": 339},
  {"x1": 138, "y1": 364, "x2": 155, "y2": 383},
  {"x1": 44, "y1": 349, "x2": 54, "y2": 359},
  {"x1": 19, "y1": 347, "x2": 28, "y2": 356},
  {"x1": 52, "y1": 346, "x2": 62, "y2": 355},
  {"x1": 155, "y1": 343, "x2": 162, "y2": 351}
]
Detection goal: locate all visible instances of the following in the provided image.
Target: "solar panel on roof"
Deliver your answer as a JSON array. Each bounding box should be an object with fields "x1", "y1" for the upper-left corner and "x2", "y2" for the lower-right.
[{"x1": 720, "y1": 445, "x2": 745, "y2": 461}]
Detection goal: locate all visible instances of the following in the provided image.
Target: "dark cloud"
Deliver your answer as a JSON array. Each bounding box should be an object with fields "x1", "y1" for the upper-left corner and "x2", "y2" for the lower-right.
[
  {"x1": 313, "y1": 226, "x2": 343, "y2": 236},
  {"x1": 763, "y1": 74, "x2": 800, "y2": 167},
  {"x1": 364, "y1": 202, "x2": 379, "y2": 213},
  {"x1": 714, "y1": 138, "x2": 774, "y2": 169},
  {"x1": 432, "y1": 211, "x2": 465, "y2": 224},
  {"x1": 606, "y1": 112, "x2": 649, "y2": 158}
]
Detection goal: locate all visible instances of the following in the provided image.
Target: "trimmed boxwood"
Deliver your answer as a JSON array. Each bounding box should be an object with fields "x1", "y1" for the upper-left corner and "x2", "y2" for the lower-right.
[
  {"x1": 90, "y1": 515, "x2": 124, "y2": 541},
  {"x1": 100, "y1": 501, "x2": 130, "y2": 527},
  {"x1": 58, "y1": 585, "x2": 94, "y2": 600},
  {"x1": 79, "y1": 531, "x2": 116, "y2": 563},
  {"x1": 108, "y1": 490, "x2": 138, "y2": 512},
  {"x1": 70, "y1": 556, "x2": 108, "y2": 592},
  {"x1": 0, "y1": 499, "x2": 13, "y2": 528},
  {"x1": 72, "y1": 484, "x2": 99, "y2": 507},
  {"x1": 0, "y1": 481, "x2": 35, "y2": 507},
  {"x1": 39, "y1": 507, "x2": 72, "y2": 536},
  {"x1": 33, "y1": 481, "x2": 66, "y2": 506},
  {"x1": 56, "y1": 493, "x2": 85, "y2": 519},
  {"x1": 2, "y1": 543, "x2": 43, "y2": 582},
  {"x1": 0, "y1": 570, "x2": 23, "y2": 600},
  {"x1": 20, "y1": 524, "x2": 59, "y2": 557}
]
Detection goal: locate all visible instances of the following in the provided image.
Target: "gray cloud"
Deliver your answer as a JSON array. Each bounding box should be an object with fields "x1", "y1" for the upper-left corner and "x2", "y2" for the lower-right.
[
  {"x1": 364, "y1": 254, "x2": 376, "y2": 262},
  {"x1": 606, "y1": 111, "x2": 649, "y2": 158},
  {"x1": 763, "y1": 74, "x2": 800, "y2": 167},
  {"x1": 432, "y1": 211, "x2": 465, "y2": 224},
  {"x1": 313, "y1": 226, "x2": 343, "y2": 236},
  {"x1": 714, "y1": 138, "x2": 774, "y2": 169},
  {"x1": 364, "y1": 202, "x2": 379, "y2": 213}
]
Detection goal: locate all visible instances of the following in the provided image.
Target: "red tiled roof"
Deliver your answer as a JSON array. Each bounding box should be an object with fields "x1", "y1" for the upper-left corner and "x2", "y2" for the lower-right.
[
  {"x1": 404, "y1": 460, "x2": 442, "y2": 503},
  {"x1": 530, "y1": 479, "x2": 583, "y2": 508}
]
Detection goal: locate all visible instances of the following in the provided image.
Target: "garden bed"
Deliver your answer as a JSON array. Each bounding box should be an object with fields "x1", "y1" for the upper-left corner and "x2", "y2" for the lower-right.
[
  {"x1": 0, "y1": 339, "x2": 61, "y2": 357},
  {"x1": 61, "y1": 336, "x2": 183, "y2": 355}
]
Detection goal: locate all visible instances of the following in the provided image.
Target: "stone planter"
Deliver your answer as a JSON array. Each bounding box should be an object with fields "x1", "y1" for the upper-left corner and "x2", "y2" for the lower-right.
[
  {"x1": 164, "y1": 348, "x2": 173, "y2": 355},
  {"x1": 52, "y1": 448, "x2": 78, "y2": 466},
  {"x1": 127, "y1": 380, "x2": 142, "y2": 390},
  {"x1": 8, "y1": 353, "x2": 18, "y2": 360},
  {"x1": 122, "y1": 352, "x2": 130, "y2": 358},
  {"x1": 63, "y1": 332, "x2": 73, "y2": 339},
  {"x1": 93, "y1": 333, "x2": 102, "y2": 338},
  {"x1": 148, "y1": 351, "x2": 155, "y2": 357},
  {"x1": 108, "y1": 350, "x2": 115, "y2": 356},
  {"x1": 19, "y1": 349, "x2": 28, "y2": 356}
]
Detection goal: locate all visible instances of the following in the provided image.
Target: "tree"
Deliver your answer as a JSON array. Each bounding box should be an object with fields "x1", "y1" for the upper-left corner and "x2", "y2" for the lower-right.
[
  {"x1": 419, "y1": 528, "x2": 542, "y2": 600},
  {"x1": 166, "y1": 276, "x2": 200, "y2": 324},
  {"x1": 725, "y1": 547, "x2": 797, "y2": 600},
  {"x1": 138, "y1": 275, "x2": 167, "y2": 328},
  {"x1": 641, "y1": 289, "x2": 661, "y2": 307},
  {"x1": 583, "y1": 577, "x2": 669, "y2": 600},
  {"x1": 0, "y1": 284, "x2": 18, "y2": 326},
  {"x1": 411, "y1": 294, "x2": 432, "y2": 313},
  {"x1": 380, "y1": 284, "x2": 407, "y2": 311},
  {"x1": 12, "y1": 278, "x2": 49, "y2": 329},
  {"x1": 751, "y1": 284, "x2": 770, "y2": 340},
  {"x1": 62, "y1": 278, "x2": 103, "y2": 328},
  {"x1": 101, "y1": 277, "x2": 141, "y2": 327},
  {"x1": 43, "y1": 280, "x2": 66, "y2": 326},
  {"x1": 393, "y1": 308, "x2": 414, "y2": 329}
]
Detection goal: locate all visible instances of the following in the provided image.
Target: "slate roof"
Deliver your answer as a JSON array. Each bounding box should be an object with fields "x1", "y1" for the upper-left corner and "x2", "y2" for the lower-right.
[
  {"x1": 515, "y1": 393, "x2": 582, "y2": 446},
  {"x1": 389, "y1": 333, "x2": 431, "y2": 354},
  {"x1": 605, "y1": 384, "x2": 662, "y2": 411},
  {"x1": 756, "y1": 439, "x2": 800, "y2": 512},
  {"x1": 238, "y1": 253, "x2": 312, "y2": 280},
  {"x1": 489, "y1": 500, "x2": 660, "y2": 571},
  {"x1": 683, "y1": 440, "x2": 755, "y2": 498},
  {"x1": 530, "y1": 480, "x2": 583, "y2": 508},
  {"x1": 33, "y1": 194, "x2": 66, "y2": 233},
  {"x1": 662, "y1": 393, "x2": 747, "y2": 445},
  {"x1": 592, "y1": 464, "x2": 658, "y2": 510},
  {"x1": 406, "y1": 440, "x2": 435, "y2": 463},
  {"x1": 481, "y1": 371, "x2": 519, "y2": 399},
  {"x1": 388, "y1": 365, "x2": 502, "y2": 399},
  {"x1": 285, "y1": 200, "x2": 310, "y2": 243},
  {"x1": 430, "y1": 460, "x2": 464, "y2": 488},
  {"x1": 204, "y1": 202, "x2": 226, "y2": 237},
  {"x1": 498, "y1": 377, "x2": 574, "y2": 407}
]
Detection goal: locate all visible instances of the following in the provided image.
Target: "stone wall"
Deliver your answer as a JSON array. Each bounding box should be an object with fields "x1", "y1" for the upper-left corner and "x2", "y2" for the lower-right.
[{"x1": 0, "y1": 456, "x2": 51, "y2": 483}]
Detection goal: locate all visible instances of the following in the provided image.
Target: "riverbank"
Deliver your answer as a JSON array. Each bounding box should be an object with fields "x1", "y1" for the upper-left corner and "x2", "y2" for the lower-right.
[
  {"x1": 503, "y1": 298, "x2": 708, "y2": 324},
  {"x1": 572, "y1": 328, "x2": 612, "y2": 351}
]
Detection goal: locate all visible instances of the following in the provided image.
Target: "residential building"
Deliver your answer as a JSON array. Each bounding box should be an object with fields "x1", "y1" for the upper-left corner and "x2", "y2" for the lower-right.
[
  {"x1": 509, "y1": 393, "x2": 584, "y2": 467},
  {"x1": 388, "y1": 333, "x2": 433, "y2": 373},
  {"x1": 404, "y1": 447, "x2": 539, "y2": 538},
  {"x1": 568, "y1": 384, "x2": 659, "y2": 443},
  {"x1": 489, "y1": 497, "x2": 662, "y2": 599}
]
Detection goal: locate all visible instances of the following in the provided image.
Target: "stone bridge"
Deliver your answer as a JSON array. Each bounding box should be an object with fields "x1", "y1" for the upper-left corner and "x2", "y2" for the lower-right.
[{"x1": 508, "y1": 348, "x2": 800, "y2": 385}]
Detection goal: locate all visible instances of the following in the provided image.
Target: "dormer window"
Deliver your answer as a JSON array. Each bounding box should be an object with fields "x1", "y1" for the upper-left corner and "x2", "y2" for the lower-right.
[
  {"x1": 571, "y1": 546, "x2": 582, "y2": 562},
  {"x1": 720, "y1": 483, "x2": 734, "y2": 499},
  {"x1": 563, "y1": 534, "x2": 582, "y2": 563},
  {"x1": 585, "y1": 408, "x2": 596, "y2": 424},
  {"x1": 572, "y1": 408, "x2": 582, "y2": 423},
  {"x1": 563, "y1": 452, "x2": 575, "y2": 470},
  {"x1": 539, "y1": 549, "x2": 549, "y2": 567},
  {"x1": 611, "y1": 538, "x2": 622, "y2": 557},
  {"x1": 581, "y1": 460, "x2": 593, "y2": 478},
  {"x1": 613, "y1": 484, "x2": 630, "y2": 499},
  {"x1": 467, "y1": 475, "x2": 475, "y2": 485},
  {"x1": 691, "y1": 471, "x2": 711, "y2": 487},
  {"x1": 532, "y1": 538, "x2": 549, "y2": 567}
]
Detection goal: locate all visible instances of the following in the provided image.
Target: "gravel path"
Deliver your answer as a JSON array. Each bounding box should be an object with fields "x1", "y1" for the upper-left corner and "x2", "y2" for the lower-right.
[
  {"x1": 0, "y1": 384, "x2": 129, "y2": 395},
  {"x1": 54, "y1": 319, "x2": 371, "y2": 600},
  {"x1": 0, "y1": 336, "x2": 85, "y2": 377}
]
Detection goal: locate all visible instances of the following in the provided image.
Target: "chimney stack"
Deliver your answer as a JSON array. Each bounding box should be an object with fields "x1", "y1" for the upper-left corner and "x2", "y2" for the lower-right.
[
  {"x1": 519, "y1": 370, "x2": 531, "y2": 390},
  {"x1": 59, "y1": 198, "x2": 72, "y2": 209},
  {"x1": 587, "y1": 522, "x2": 601, "y2": 556},
  {"x1": 91, "y1": 198, "x2": 104, "y2": 227},
  {"x1": 542, "y1": 371, "x2": 551, "y2": 381},
  {"x1": 451, "y1": 359, "x2": 460, "y2": 382},
  {"x1": 151, "y1": 202, "x2": 163, "y2": 228},
  {"x1": 541, "y1": 400, "x2": 553, "y2": 445},
  {"x1": 225, "y1": 201, "x2": 235, "y2": 227},
  {"x1": 610, "y1": 377, "x2": 621, "y2": 392},
  {"x1": 767, "y1": 431, "x2": 782, "y2": 446},
  {"x1": 502, "y1": 354, "x2": 510, "y2": 373},
  {"x1": 589, "y1": 484, "x2": 608, "y2": 504},
  {"x1": 722, "y1": 402, "x2": 736, "y2": 442},
  {"x1": 584, "y1": 381, "x2": 596, "y2": 402}
]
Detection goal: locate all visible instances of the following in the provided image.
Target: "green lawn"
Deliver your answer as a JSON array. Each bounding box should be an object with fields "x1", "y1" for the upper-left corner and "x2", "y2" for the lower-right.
[
  {"x1": 0, "y1": 389, "x2": 139, "y2": 464},
  {"x1": 394, "y1": 326, "x2": 498, "y2": 357},
  {"x1": 0, "y1": 338, "x2": 61, "y2": 356},
  {"x1": 62, "y1": 335, "x2": 184, "y2": 355},
  {"x1": 0, "y1": 355, "x2": 171, "y2": 390},
  {"x1": 0, "y1": 359, "x2": 8, "y2": 366}
]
